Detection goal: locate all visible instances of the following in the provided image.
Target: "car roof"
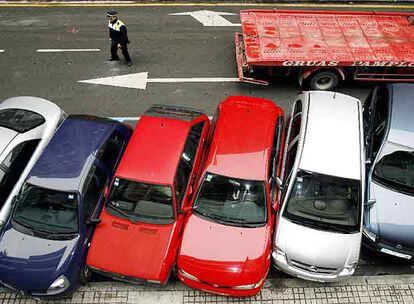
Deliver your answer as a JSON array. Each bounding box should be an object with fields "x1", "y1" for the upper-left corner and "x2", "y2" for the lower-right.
[
  {"x1": 27, "y1": 116, "x2": 120, "y2": 192},
  {"x1": 299, "y1": 91, "x2": 362, "y2": 180},
  {"x1": 116, "y1": 115, "x2": 192, "y2": 185},
  {"x1": 0, "y1": 96, "x2": 61, "y2": 119},
  {"x1": 204, "y1": 96, "x2": 283, "y2": 181},
  {"x1": 387, "y1": 83, "x2": 414, "y2": 149},
  {"x1": 0, "y1": 96, "x2": 63, "y2": 157}
]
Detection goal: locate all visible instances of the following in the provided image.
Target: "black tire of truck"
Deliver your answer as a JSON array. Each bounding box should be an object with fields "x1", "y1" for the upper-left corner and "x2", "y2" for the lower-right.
[{"x1": 308, "y1": 70, "x2": 339, "y2": 91}]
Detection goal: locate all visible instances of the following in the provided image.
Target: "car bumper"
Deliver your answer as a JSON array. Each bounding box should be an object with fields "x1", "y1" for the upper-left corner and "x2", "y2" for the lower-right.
[
  {"x1": 0, "y1": 279, "x2": 74, "y2": 300},
  {"x1": 362, "y1": 235, "x2": 413, "y2": 260},
  {"x1": 89, "y1": 266, "x2": 166, "y2": 285},
  {"x1": 177, "y1": 269, "x2": 263, "y2": 297},
  {"x1": 272, "y1": 252, "x2": 354, "y2": 283}
]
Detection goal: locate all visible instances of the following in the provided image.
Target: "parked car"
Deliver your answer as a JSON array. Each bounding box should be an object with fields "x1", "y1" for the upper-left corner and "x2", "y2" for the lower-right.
[
  {"x1": 0, "y1": 96, "x2": 65, "y2": 229},
  {"x1": 272, "y1": 91, "x2": 364, "y2": 282},
  {"x1": 177, "y1": 96, "x2": 284, "y2": 297},
  {"x1": 87, "y1": 105, "x2": 210, "y2": 285},
  {"x1": 0, "y1": 115, "x2": 132, "y2": 299},
  {"x1": 362, "y1": 83, "x2": 414, "y2": 260}
]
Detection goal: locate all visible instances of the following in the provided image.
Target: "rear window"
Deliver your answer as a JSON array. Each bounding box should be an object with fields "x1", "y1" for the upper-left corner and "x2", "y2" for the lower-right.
[{"x1": 0, "y1": 109, "x2": 45, "y2": 133}]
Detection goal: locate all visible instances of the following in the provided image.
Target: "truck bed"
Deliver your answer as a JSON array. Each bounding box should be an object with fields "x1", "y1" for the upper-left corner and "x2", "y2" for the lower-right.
[{"x1": 238, "y1": 10, "x2": 414, "y2": 67}]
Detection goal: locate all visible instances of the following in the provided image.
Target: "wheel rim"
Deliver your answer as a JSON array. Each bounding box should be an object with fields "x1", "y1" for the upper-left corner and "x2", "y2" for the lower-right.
[{"x1": 315, "y1": 75, "x2": 334, "y2": 90}]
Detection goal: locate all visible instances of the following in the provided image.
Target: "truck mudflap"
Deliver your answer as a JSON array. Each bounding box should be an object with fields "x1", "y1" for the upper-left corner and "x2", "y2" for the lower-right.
[{"x1": 235, "y1": 32, "x2": 269, "y2": 86}]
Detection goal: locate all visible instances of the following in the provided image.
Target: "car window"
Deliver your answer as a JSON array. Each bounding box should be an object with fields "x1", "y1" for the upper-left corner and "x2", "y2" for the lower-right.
[
  {"x1": 82, "y1": 166, "x2": 107, "y2": 220},
  {"x1": 363, "y1": 88, "x2": 376, "y2": 135},
  {"x1": 370, "y1": 86, "x2": 388, "y2": 157},
  {"x1": 193, "y1": 173, "x2": 266, "y2": 226},
  {"x1": 175, "y1": 121, "x2": 205, "y2": 210},
  {"x1": 269, "y1": 116, "x2": 284, "y2": 180},
  {"x1": 288, "y1": 113, "x2": 301, "y2": 146},
  {"x1": 373, "y1": 150, "x2": 414, "y2": 196},
  {"x1": 0, "y1": 109, "x2": 45, "y2": 133},
  {"x1": 283, "y1": 170, "x2": 361, "y2": 234},
  {"x1": 13, "y1": 184, "x2": 79, "y2": 234},
  {"x1": 284, "y1": 139, "x2": 298, "y2": 182},
  {"x1": 98, "y1": 130, "x2": 124, "y2": 171},
  {"x1": 0, "y1": 139, "x2": 40, "y2": 207},
  {"x1": 107, "y1": 178, "x2": 174, "y2": 224}
]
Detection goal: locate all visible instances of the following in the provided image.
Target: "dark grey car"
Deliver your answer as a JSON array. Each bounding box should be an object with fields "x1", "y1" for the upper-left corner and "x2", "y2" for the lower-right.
[{"x1": 362, "y1": 83, "x2": 414, "y2": 260}]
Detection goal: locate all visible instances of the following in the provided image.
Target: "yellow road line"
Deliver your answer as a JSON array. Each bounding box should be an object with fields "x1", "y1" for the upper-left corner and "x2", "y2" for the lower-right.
[{"x1": 0, "y1": 2, "x2": 414, "y2": 9}]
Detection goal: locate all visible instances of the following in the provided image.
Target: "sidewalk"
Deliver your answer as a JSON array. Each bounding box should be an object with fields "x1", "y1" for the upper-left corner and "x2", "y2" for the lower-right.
[{"x1": 1, "y1": 274, "x2": 414, "y2": 304}]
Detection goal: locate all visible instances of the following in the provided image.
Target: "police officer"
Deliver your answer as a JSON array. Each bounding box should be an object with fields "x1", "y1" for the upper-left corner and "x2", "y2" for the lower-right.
[{"x1": 107, "y1": 10, "x2": 132, "y2": 66}]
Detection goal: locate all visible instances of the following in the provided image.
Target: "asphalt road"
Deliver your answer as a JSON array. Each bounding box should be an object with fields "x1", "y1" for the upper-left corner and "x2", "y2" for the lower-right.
[
  {"x1": 1, "y1": 5, "x2": 412, "y2": 117},
  {"x1": 1, "y1": 4, "x2": 414, "y2": 280}
]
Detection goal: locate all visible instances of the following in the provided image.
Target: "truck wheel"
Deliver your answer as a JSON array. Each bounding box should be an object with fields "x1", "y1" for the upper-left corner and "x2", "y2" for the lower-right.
[
  {"x1": 309, "y1": 71, "x2": 339, "y2": 91},
  {"x1": 79, "y1": 264, "x2": 92, "y2": 285}
]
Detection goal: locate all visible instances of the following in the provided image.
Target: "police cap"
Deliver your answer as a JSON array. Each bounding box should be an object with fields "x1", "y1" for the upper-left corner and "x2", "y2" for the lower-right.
[{"x1": 107, "y1": 10, "x2": 118, "y2": 17}]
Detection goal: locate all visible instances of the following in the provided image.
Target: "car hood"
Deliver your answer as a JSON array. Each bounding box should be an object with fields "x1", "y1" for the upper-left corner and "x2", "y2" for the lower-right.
[
  {"x1": 276, "y1": 216, "x2": 361, "y2": 271},
  {"x1": 0, "y1": 127, "x2": 17, "y2": 156},
  {"x1": 0, "y1": 226, "x2": 79, "y2": 291},
  {"x1": 87, "y1": 212, "x2": 176, "y2": 281},
  {"x1": 178, "y1": 214, "x2": 270, "y2": 286},
  {"x1": 366, "y1": 181, "x2": 414, "y2": 247}
]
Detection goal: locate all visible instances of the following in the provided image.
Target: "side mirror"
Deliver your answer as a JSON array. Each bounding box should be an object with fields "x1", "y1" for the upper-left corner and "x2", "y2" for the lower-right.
[
  {"x1": 87, "y1": 218, "x2": 101, "y2": 225},
  {"x1": 275, "y1": 177, "x2": 283, "y2": 189},
  {"x1": 366, "y1": 198, "x2": 376, "y2": 206}
]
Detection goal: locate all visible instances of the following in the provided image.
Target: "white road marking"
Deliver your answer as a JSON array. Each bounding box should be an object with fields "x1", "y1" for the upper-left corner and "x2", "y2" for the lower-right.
[
  {"x1": 79, "y1": 72, "x2": 239, "y2": 90},
  {"x1": 0, "y1": 50, "x2": 4, "y2": 53},
  {"x1": 37, "y1": 49, "x2": 101, "y2": 52},
  {"x1": 170, "y1": 10, "x2": 240, "y2": 27}
]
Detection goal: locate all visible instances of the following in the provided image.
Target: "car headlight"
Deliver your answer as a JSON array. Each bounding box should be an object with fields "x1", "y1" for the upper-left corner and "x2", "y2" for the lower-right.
[
  {"x1": 47, "y1": 275, "x2": 70, "y2": 295},
  {"x1": 363, "y1": 227, "x2": 378, "y2": 242},
  {"x1": 178, "y1": 269, "x2": 200, "y2": 282},
  {"x1": 272, "y1": 248, "x2": 287, "y2": 262},
  {"x1": 233, "y1": 276, "x2": 266, "y2": 290},
  {"x1": 340, "y1": 261, "x2": 358, "y2": 276}
]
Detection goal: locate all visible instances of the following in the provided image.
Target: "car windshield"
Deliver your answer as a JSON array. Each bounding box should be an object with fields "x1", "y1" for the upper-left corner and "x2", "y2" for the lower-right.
[
  {"x1": 283, "y1": 170, "x2": 361, "y2": 233},
  {"x1": 373, "y1": 150, "x2": 414, "y2": 195},
  {"x1": 193, "y1": 173, "x2": 266, "y2": 226},
  {"x1": 13, "y1": 184, "x2": 79, "y2": 234},
  {"x1": 0, "y1": 109, "x2": 45, "y2": 133},
  {"x1": 107, "y1": 178, "x2": 175, "y2": 224}
]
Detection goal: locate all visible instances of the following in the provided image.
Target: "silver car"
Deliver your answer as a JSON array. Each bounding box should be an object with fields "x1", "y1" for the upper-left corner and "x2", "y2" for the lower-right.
[
  {"x1": 0, "y1": 96, "x2": 65, "y2": 228},
  {"x1": 362, "y1": 83, "x2": 414, "y2": 260},
  {"x1": 272, "y1": 91, "x2": 365, "y2": 282}
]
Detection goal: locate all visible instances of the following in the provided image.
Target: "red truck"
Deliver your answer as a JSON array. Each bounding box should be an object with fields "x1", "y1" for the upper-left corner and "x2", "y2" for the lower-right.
[{"x1": 235, "y1": 10, "x2": 414, "y2": 90}]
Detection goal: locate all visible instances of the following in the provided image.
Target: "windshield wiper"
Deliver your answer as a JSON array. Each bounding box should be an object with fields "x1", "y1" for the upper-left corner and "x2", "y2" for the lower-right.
[{"x1": 107, "y1": 203, "x2": 139, "y2": 223}]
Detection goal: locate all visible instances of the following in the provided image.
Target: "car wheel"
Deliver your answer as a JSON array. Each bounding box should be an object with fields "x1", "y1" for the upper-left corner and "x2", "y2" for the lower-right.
[
  {"x1": 79, "y1": 264, "x2": 92, "y2": 285},
  {"x1": 309, "y1": 71, "x2": 339, "y2": 91}
]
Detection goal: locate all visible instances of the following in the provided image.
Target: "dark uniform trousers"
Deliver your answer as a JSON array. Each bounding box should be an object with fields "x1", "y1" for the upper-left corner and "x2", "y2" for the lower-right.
[{"x1": 111, "y1": 40, "x2": 131, "y2": 62}]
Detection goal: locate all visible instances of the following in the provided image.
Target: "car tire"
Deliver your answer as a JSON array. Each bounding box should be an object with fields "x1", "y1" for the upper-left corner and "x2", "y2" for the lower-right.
[
  {"x1": 79, "y1": 264, "x2": 92, "y2": 285},
  {"x1": 309, "y1": 71, "x2": 339, "y2": 91}
]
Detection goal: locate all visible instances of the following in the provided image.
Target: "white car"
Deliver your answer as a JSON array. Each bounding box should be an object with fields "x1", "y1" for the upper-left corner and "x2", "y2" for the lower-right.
[
  {"x1": 272, "y1": 91, "x2": 365, "y2": 282},
  {"x1": 0, "y1": 96, "x2": 65, "y2": 227}
]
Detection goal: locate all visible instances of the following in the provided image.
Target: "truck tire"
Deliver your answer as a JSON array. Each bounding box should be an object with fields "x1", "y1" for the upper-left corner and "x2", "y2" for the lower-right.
[{"x1": 309, "y1": 71, "x2": 339, "y2": 91}]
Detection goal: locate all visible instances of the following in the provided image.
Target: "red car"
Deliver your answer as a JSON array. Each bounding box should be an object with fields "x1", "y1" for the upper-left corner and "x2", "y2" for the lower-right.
[
  {"x1": 86, "y1": 105, "x2": 210, "y2": 284},
  {"x1": 177, "y1": 96, "x2": 284, "y2": 296}
]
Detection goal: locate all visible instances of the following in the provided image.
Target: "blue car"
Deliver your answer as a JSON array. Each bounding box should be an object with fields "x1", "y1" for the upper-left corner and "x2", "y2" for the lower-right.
[{"x1": 0, "y1": 115, "x2": 132, "y2": 298}]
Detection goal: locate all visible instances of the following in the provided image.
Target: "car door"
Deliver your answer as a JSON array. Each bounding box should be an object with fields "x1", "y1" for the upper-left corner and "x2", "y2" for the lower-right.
[{"x1": 0, "y1": 139, "x2": 40, "y2": 208}]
